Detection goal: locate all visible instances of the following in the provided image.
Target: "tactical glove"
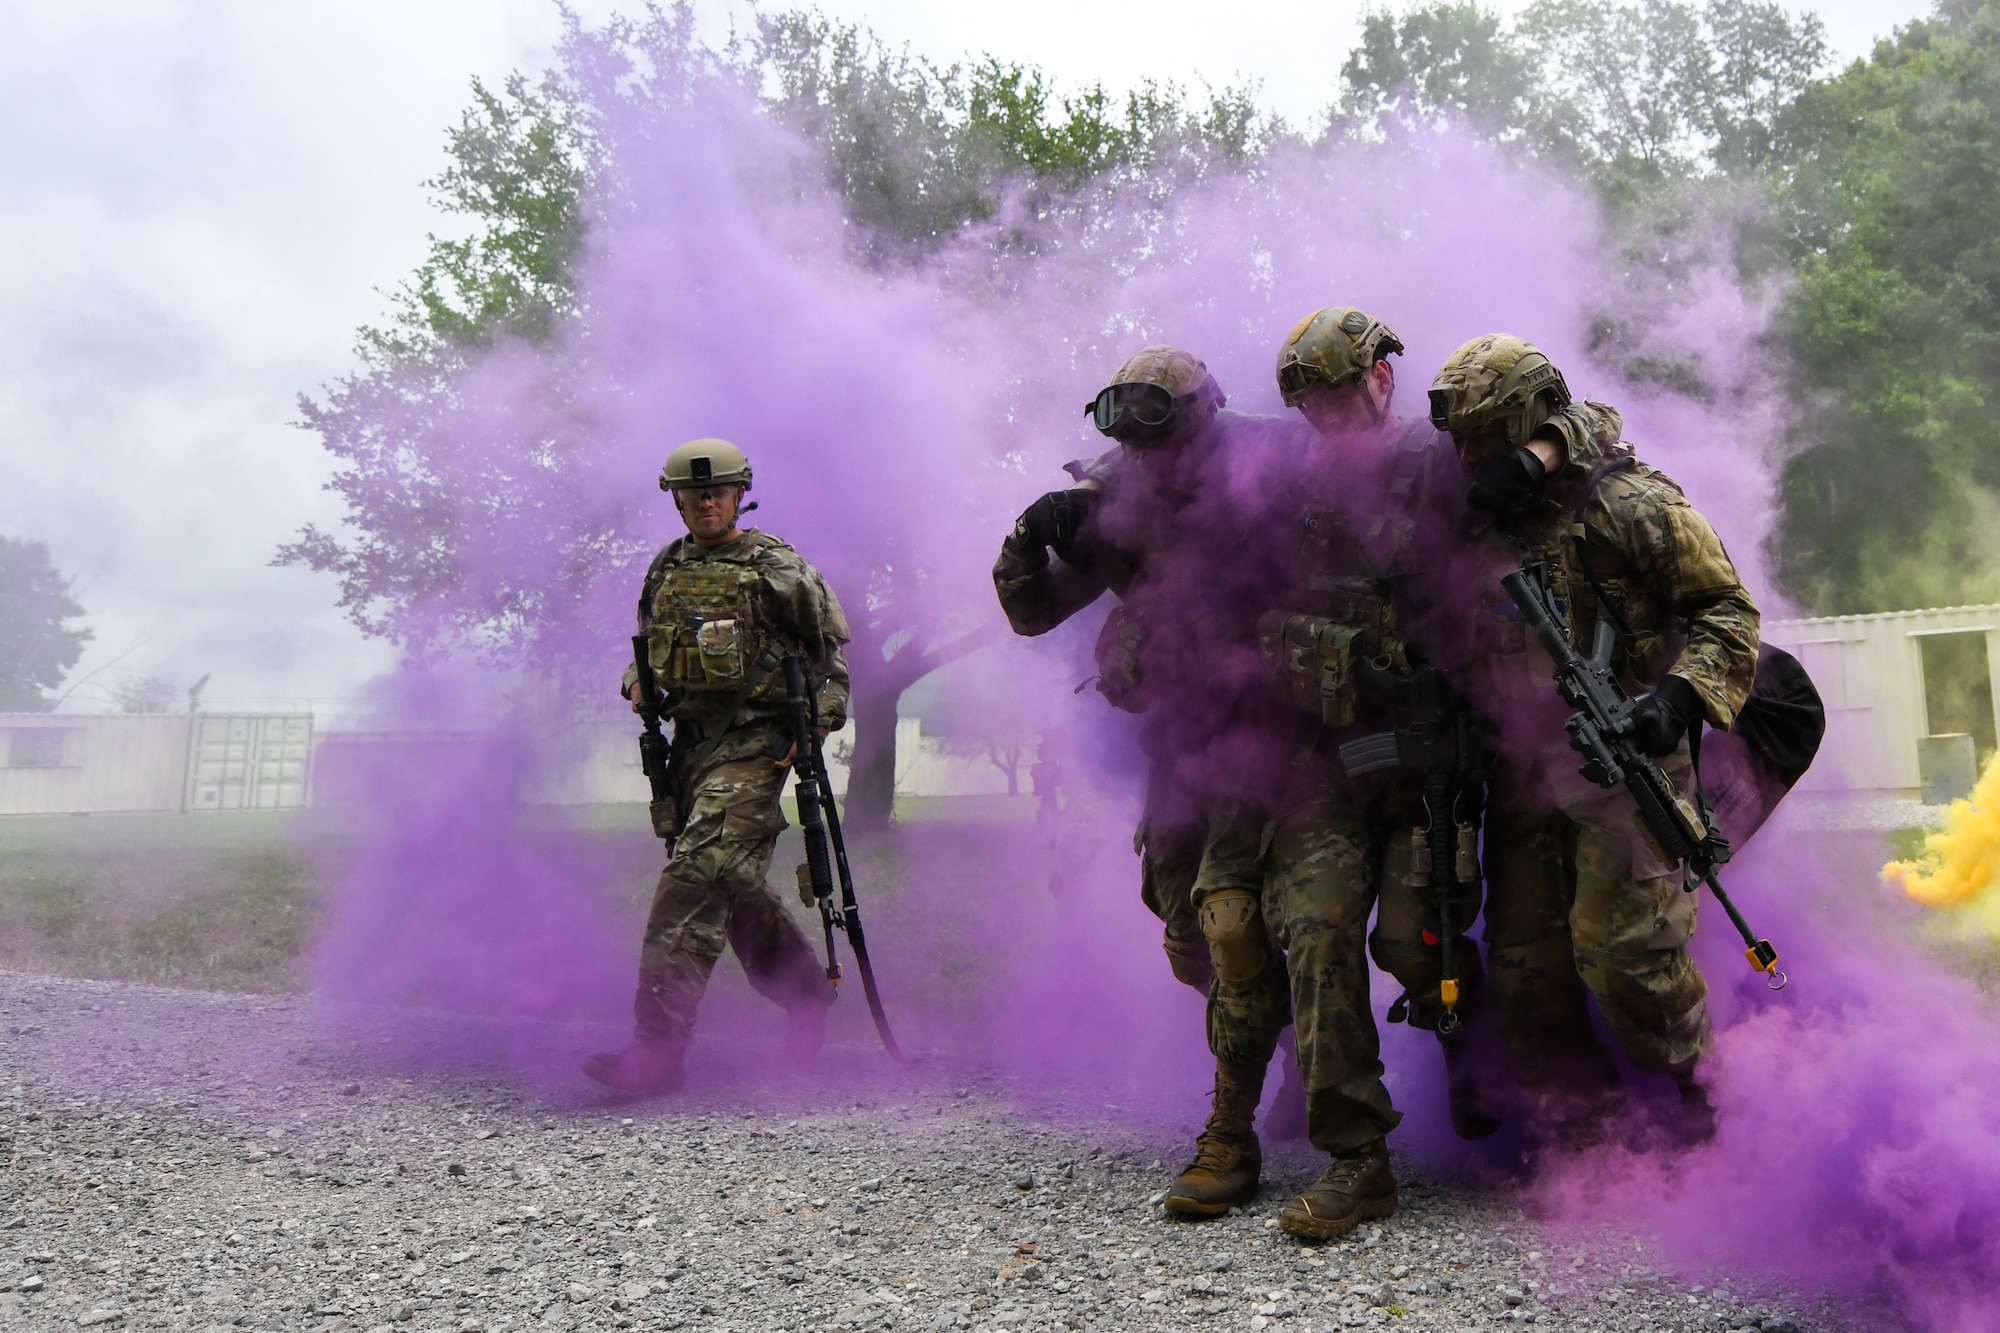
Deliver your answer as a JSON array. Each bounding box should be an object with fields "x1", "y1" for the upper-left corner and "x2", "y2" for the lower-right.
[
  {"x1": 1466, "y1": 447, "x2": 1548, "y2": 519},
  {"x1": 1628, "y1": 674, "x2": 1704, "y2": 757},
  {"x1": 1014, "y1": 488, "x2": 1097, "y2": 563}
]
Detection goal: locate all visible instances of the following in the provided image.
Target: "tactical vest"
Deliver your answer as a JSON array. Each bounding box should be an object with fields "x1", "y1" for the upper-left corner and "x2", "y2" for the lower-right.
[
  {"x1": 646, "y1": 547, "x2": 781, "y2": 700},
  {"x1": 1259, "y1": 422, "x2": 1435, "y2": 727}
]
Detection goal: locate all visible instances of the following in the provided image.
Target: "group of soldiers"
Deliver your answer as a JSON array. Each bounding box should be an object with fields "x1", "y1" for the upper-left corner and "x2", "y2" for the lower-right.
[{"x1": 580, "y1": 306, "x2": 1761, "y2": 1247}]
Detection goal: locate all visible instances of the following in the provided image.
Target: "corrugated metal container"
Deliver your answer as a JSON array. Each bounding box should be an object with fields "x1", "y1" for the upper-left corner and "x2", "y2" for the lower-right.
[
  {"x1": 0, "y1": 712, "x2": 313, "y2": 816},
  {"x1": 182, "y1": 714, "x2": 314, "y2": 811},
  {"x1": 1765, "y1": 604, "x2": 2000, "y2": 795}
]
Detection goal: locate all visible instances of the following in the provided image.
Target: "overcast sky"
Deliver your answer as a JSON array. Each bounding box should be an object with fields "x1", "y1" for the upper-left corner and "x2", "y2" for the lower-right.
[{"x1": 0, "y1": 0, "x2": 1934, "y2": 712}]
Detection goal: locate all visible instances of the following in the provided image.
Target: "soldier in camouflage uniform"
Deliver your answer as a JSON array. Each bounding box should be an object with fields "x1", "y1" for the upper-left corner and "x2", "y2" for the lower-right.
[
  {"x1": 994, "y1": 345, "x2": 1311, "y2": 1202},
  {"x1": 1161, "y1": 307, "x2": 1510, "y2": 1239},
  {"x1": 584, "y1": 439, "x2": 850, "y2": 1096},
  {"x1": 1430, "y1": 336, "x2": 1761, "y2": 1142}
]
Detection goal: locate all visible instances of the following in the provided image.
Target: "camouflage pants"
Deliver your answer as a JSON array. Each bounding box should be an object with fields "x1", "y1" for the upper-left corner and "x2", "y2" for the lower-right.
[
  {"x1": 1550, "y1": 751, "x2": 1711, "y2": 1073},
  {"x1": 1186, "y1": 800, "x2": 1290, "y2": 1073},
  {"x1": 1264, "y1": 794, "x2": 1406, "y2": 1154},
  {"x1": 1135, "y1": 746, "x2": 1215, "y2": 992},
  {"x1": 633, "y1": 738, "x2": 834, "y2": 1043},
  {"x1": 1478, "y1": 757, "x2": 1622, "y2": 1097}
]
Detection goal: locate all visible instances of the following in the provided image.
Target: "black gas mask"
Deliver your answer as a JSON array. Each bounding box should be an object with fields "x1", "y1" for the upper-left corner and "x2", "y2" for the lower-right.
[{"x1": 1466, "y1": 446, "x2": 1548, "y2": 520}]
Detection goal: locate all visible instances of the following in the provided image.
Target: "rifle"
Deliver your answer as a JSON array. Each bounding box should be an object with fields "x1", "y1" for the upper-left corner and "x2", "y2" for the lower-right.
[
  {"x1": 631, "y1": 634, "x2": 677, "y2": 834},
  {"x1": 781, "y1": 655, "x2": 904, "y2": 1061},
  {"x1": 1338, "y1": 665, "x2": 1486, "y2": 1034},
  {"x1": 1500, "y1": 563, "x2": 1787, "y2": 989}
]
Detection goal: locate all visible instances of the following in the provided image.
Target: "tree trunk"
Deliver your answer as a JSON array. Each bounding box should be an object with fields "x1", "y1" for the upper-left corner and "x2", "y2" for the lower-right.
[
  {"x1": 843, "y1": 676, "x2": 903, "y2": 834},
  {"x1": 840, "y1": 620, "x2": 1006, "y2": 834}
]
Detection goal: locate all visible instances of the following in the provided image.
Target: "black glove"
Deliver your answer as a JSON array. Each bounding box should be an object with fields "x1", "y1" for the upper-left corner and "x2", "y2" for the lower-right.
[
  {"x1": 1628, "y1": 674, "x2": 1704, "y2": 757},
  {"x1": 1466, "y1": 447, "x2": 1548, "y2": 519},
  {"x1": 1014, "y1": 488, "x2": 1097, "y2": 562}
]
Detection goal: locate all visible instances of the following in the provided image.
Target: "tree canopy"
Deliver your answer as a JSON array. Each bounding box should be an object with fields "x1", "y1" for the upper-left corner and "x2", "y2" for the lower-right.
[
  {"x1": 0, "y1": 537, "x2": 91, "y2": 713},
  {"x1": 283, "y1": 0, "x2": 2000, "y2": 820},
  {"x1": 1772, "y1": 0, "x2": 2000, "y2": 611}
]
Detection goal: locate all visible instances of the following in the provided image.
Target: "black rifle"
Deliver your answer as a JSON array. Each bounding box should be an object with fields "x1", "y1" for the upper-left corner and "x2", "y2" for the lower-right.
[
  {"x1": 631, "y1": 634, "x2": 676, "y2": 831},
  {"x1": 1500, "y1": 563, "x2": 1787, "y2": 989},
  {"x1": 1339, "y1": 665, "x2": 1487, "y2": 1033},
  {"x1": 781, "y1": 655, "x2": 904, "y2": 1061}
]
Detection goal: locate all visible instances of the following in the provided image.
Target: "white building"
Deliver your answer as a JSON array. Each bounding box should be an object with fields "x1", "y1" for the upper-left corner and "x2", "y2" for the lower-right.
[{"x1": 6, "y1": 604, "x2": 1994, "y2": 816}]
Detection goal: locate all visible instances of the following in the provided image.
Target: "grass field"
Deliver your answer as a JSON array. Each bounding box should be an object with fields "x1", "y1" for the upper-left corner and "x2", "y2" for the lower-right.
[
  {"x1": 0, "y1": 811, "x2": 328, "y2": 993},
  {"x1": 6, "y1": 803, "x2": 1994, "y2": 1003},
  {"x1": 0, "y1": 797, "x2": 952, "y2": 996}
]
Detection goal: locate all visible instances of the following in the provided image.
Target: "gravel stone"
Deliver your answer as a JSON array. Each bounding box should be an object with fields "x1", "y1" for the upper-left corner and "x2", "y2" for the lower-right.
[{"x1": 0, "y1": 969, "x2": 1844, "y2": 1333}]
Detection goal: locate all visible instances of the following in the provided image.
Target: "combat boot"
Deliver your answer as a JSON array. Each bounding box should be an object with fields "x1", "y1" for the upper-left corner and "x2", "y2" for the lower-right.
[
  {"x1": 1439, "y1": 1027, "x2": 1504, "y2": 1141},
  {"x1": 1162, "y1": 1060, "x2": 1265, "y2": 1217},
  {"x1": 784, "y1": 1002, "x2": 829, "y2": 1062},
  {"x1": 1278, "y1": 1137, "x2": 1397, "y2": 1242},
  {"x1": 581, "y1": 1036, "x2": 686, "y2": 1097},
  {"x1": 1674, "y1": 1069, "x2": 1716, "y2": 1146}
]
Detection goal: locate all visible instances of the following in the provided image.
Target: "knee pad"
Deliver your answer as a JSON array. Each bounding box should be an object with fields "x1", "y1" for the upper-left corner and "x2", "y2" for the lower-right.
[{"x1": 1198, "y1": 887, "x2": 1272, "y2": 988}]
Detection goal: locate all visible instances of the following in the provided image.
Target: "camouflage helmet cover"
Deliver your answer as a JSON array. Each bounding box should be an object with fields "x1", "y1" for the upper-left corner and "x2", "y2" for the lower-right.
[
  {"x1": 1427, "y1": 335, "x2": 1573, "y2": 447},
  {"x1": 659, "y1": 438, "x2": 753, "y2": 492},
  {"x1": 1106, "y1": 344, "x2": 1225, "y2": 411},
  {"x1": 1275, "y1": 306, "x2": 1406, "y2": 407}
]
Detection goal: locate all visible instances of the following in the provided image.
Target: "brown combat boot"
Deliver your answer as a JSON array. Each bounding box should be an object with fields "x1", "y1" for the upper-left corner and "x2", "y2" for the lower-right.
[
  {"x1": 1162, "y1": 1060, "x2": 1265, "y2": 1217},
  {"x1": 581, "y1": 1036, "x2": 686, "y2": 1097},
  {"x1": 1278, "y1": 1137, "x2": 1397, "y2": 1241}
]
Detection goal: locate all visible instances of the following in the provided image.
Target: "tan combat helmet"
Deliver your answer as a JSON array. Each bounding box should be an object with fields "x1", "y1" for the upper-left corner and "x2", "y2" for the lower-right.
[
  {"x1": 1084, "y1": 345, "x2": 1225, "y2": 443},
  {"x1": 658, "y1": 438, "x2": 753, "y2": 492},
  {"x1": 1275, "y1": 306, "x2": 1406, "y2": 407},
  {"x1": 1427, "y1": 335, "x2": 1573, "y2": 446}
]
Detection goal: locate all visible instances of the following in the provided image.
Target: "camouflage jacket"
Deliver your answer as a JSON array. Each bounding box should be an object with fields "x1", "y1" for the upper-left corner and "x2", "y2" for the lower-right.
[
  {"x1": 1494, "y1": 402, "x2": 1759, "y2": 728},
  {"x1": 622, "y1": 529, "x2": 851, "y2": 742},
  {"x1": 1254, "y1": 415, "x2": 1471, "y2": 742},
  {"x1": 992, "y1": 410, "x2": 1306, "y2": 715}
]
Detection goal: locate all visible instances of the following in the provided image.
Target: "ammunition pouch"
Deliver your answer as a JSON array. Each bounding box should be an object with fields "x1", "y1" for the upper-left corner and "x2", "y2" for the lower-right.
[
  {"x1": 1093, "y1": 603, "x2": 1150, "y2": 713},
  {"x1": 1162, "y1": 931, "x2": 1214, "y2": 992},
  {"x1": 649, "y1": 797, "x2": 681, "y2": 842},
  {"x1": 649, "y1": 560, "x2": 780, "y2": 698},
  {"x1": 1258, "y1": 611, "x2": 1363, "y2": 728}
]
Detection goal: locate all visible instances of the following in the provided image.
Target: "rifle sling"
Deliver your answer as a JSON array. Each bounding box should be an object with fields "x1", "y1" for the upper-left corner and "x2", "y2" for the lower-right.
[{"x1": 1567, "y1": 452, "x2": 1639, "y2": 643}]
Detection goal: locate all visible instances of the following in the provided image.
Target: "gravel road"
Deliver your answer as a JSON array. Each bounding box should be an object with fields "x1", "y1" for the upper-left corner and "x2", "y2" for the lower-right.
[{"x1": 0, "y1": 969, "x2": 1841, "y2": 1333}]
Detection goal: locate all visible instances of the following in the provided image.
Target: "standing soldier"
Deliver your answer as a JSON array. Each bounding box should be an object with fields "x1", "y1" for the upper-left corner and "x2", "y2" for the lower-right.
[
  {"x1": 584, "y1": 439, "x2": 849, "y2": 1096},
  {"x1": 994, "y1": 345, "x2": 1310, "y2": 1194},
  {"x1": 1181, "y1": 307, "x2": 1506, "y2": 1239},
  {"x1": 1429, "y1": 336, "x2": 1761, "y2": 1142}
]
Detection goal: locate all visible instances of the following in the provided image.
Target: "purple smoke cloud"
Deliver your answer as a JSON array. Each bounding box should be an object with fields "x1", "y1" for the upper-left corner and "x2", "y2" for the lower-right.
[{"x1": 296, "y1": 18, "x2": 2000, "y2": 1329}]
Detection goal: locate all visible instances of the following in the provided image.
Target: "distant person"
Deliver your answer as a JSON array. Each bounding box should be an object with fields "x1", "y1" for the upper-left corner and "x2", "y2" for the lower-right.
[{"x1": 583, "y1": 439, "x2": 850, "y2": 1096}]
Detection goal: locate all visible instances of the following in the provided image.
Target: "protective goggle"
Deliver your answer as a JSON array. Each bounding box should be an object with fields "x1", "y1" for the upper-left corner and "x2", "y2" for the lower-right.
[
  {"x1": 1427, "y1": 388, "x2": 1454, "y2": 432},
  {"x1": 1084, "y1": 382, "x2": 1195, "y2": 439}
]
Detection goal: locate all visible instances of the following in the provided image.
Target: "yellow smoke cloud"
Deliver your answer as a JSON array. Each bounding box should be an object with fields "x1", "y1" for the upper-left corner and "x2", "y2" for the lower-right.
[{"x1": 1883, "y1": 749, "x2": 2000, "y2": 936}]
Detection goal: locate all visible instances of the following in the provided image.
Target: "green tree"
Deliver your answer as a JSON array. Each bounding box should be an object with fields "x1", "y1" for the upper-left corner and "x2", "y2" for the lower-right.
[
  {"x1": 1771, "y1": 0, "x2": 2000, "y2": 612},
  {"x1": 282, "y1": 5, "x2": 1273, "y2": 831},
  {"x1": 1340, "y1": 0, "x2": 1823, "y2": 188},
  {"x1": 0, "y1": 537, "x2": 91, "y2": 713}
]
